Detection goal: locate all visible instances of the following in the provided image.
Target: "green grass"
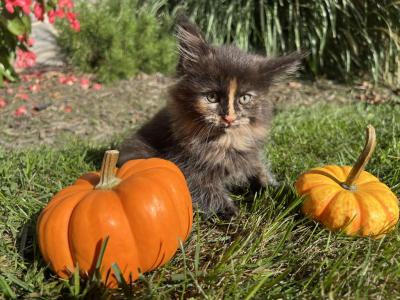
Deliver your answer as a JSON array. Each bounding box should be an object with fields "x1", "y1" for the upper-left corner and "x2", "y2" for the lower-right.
[{"x1": 1, "y1": 102, "x2": 399, "y2": 299}]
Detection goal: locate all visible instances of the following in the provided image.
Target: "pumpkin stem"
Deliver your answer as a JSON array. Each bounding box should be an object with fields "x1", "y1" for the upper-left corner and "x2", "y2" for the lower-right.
[
  {"x1": 344, "y1": 125, "x2": 376, "y2": 186},
  {"x1": 95, "y1": 150, "x2": 122, "y2": 190}
]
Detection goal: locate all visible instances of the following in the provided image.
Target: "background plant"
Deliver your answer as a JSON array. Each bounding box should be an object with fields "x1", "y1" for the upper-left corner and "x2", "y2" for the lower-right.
[
  {"x1": 170, "y1": 0, "x2": 400, "y2": 86},
  {"x1": 0, "y1": 0, "x2": 80, "y2": 86},
  {"x1": 56, "y1": 0, "x2": 177, "y2": 83}
]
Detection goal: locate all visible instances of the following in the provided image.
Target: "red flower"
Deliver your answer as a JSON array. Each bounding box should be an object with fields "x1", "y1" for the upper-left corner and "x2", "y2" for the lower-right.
[
  {"x1": 17, "y1": 35, "x2": 25, "y2": 42},
  {"x1": 92, "y1": 83, "x2": 102, "y2": 90},
  {"x1": 0, "y1": 98, "x2": 7, "y2": 109},
  {"x1": 27, "y1": 38, "x2": 35, "y2": 47},
  {"x1": 66, "y1": 12, "x2": 80, "y2": 31},
  {"x1": 47, "y1": 10, "x2": 56, "y2": 23},
  {"x1": 5, "y1": 0, "x2": 15, "y2": 13},
  {"x1": 80, "y1": 77, "x2": 90, "y2": 89},
  {"x1": 15, "y1": 48, "x2": 36, "y2": 69},
  {"x1": 59, "y1": 75, "x2": 77, "y2": 85},
  {"x1": 58, "y1": 0, "x2": 74, "y2": 9},
  {"x1": 16, "y1": 93, "x2": 30, "y2": 101},
  {"x1": 5, "y1": 0, "x2": 32, "y2": 15},
  {"x1": 63, "y1": 104, "x2": 73, "y2": 113},
  {"x1": 15, "y1": 105, "x2": 28, "y2": 117},
  {"x1": 48, "y1": 9, "x2": 65, "y2": 23},
  {"x1": 16, "y1": 35, "x2": 35, "y2": 47},
  {"x1": 33, "y1": 2, "x2": 45, "y2": 21},
  {"x1": 29, "y1": 84, "x2": 40, "y2": 93}
]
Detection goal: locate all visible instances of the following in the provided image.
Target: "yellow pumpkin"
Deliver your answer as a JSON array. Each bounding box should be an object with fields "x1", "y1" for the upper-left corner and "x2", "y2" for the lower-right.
[
  {"x1": 37, "y1": 150, "x2": 193, "y2": 287},
  {"x1": 295, "y1": 125, "x2": 399, "y2": 237}
]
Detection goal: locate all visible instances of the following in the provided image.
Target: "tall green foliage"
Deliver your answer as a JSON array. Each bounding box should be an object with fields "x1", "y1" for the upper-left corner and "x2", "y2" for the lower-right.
[
  {"x1": 57, "y1": 0, "x2": 176, "y2": 83},
  {"x1": 174, "y1": 0, "x2": 400, "y2": 85}
]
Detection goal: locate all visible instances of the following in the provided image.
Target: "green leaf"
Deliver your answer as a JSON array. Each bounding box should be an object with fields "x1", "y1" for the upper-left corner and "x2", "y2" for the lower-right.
[
  {"x1": 0, "y1": 62, "x2": 17, "y2": 82},
  {"x1": 6, "y1": 17, "x2": 28, "y2": 35},
  {"x1": 21, "y1": 15, "x2": 32, "y2": 34},
  {"x1": 0, "y1": 69, "x2": 4, "y2": 87}
]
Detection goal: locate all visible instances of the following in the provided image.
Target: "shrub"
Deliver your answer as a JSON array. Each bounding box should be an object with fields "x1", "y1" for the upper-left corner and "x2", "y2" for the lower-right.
[
  {"x1": 57, "y1": 0, "x2": 177, "y2": 83},
  {"x1": 172, "y1": 0, "x2": 400, "y2": 86}
]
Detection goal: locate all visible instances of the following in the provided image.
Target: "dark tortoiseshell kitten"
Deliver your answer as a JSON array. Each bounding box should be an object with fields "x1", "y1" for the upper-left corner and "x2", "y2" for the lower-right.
[{"x1": 118, "y1": 17, "x2": 303, "y2": 218}]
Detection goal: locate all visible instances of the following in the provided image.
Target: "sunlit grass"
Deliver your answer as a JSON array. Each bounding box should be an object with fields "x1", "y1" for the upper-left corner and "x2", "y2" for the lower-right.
[{"x1": 0, "y1": 102, "x2": 399, "y2": 298}]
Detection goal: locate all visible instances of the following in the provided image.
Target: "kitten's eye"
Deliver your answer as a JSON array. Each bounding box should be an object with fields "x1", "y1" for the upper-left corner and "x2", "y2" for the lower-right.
[
  {"x1": 204, "y1": 92, "x2": 218, "y2": 103},
  {"x1": 239, "y1": 94, "x2": 253, "y2": 105}
]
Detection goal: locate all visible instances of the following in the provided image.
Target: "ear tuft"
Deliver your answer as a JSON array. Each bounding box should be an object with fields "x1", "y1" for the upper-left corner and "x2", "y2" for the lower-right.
[
  {"x1": 176, "y1": 16, "x2": 210, "y2": 74},
  {"x1": 260, "y1": 51, "x2": 307, "y2": 83}
]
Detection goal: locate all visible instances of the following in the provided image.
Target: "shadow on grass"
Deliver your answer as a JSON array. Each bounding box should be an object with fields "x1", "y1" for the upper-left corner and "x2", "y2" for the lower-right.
[
  {"x1": 238, "y1": 181, "x2": 300, "y2": 213},
  {"x1": 16, "y1": 211, "x2": 57, "y2": 285}
]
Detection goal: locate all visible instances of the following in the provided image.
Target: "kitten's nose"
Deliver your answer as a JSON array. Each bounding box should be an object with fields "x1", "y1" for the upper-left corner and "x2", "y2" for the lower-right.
[{"x1": 222, "y1": 115, "x2": 237, "y2": 125}]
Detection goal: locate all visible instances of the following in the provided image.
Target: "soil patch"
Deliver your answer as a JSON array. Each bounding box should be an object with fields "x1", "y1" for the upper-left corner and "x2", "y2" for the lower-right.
[{"x1": 0, "y1": 69, "x2": 398, "y2": 149}]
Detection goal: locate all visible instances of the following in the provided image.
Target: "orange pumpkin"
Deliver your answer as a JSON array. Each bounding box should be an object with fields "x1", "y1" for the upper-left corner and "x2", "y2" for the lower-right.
[
  {"x1": 295, "y1": 125, "x2": 399, "y2": 237},
  {"x1": 37, "y1": 150, "x2": 193, "y2": 287}
]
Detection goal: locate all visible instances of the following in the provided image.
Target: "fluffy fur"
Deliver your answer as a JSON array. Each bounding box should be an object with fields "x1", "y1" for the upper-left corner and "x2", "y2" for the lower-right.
[{"x1": 118, "y1": 17, "x2": 303, "y2": 218}]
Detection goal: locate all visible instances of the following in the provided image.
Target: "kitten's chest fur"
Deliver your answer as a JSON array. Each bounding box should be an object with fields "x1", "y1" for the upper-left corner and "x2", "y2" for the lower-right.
[
  {"x1": 164, "y1": 108, "x2": 269, "y2": 185},
  {"x1": 182, "y1": 123, "x2": 266, "y2": 167}
]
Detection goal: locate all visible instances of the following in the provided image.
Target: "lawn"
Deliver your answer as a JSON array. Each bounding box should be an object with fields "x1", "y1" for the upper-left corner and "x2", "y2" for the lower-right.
[{"x1": 1, "y1": 101, "x2": 399, "y2": 299}]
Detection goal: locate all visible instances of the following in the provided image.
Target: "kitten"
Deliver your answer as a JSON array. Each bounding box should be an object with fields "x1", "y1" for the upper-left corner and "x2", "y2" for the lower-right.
[{"x1": 118, "y1": 17, "x2": 303, "y2": 218}]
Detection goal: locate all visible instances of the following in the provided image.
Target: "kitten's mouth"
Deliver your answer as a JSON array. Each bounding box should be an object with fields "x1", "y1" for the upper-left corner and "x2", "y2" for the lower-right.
[{"x1": 220, "y1": 122, "x2": 240, "y2": 129}]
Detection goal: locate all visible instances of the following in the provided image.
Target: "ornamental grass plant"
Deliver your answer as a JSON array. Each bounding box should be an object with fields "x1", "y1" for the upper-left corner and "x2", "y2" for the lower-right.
[{"x1": 172, "y1": 0, "x2": 400, "y2": 85}]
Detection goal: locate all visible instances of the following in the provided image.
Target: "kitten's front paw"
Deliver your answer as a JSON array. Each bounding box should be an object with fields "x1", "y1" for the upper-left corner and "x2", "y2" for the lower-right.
[
  {"x1": 266, "y1": 175, "x2": 280, "y2": 188},
  {"x1": 256, "y1": 168, "x2": 280, "y2": 189},
  {"x1": 218, "y1": 200, "x2": 239, "y2": 220}
]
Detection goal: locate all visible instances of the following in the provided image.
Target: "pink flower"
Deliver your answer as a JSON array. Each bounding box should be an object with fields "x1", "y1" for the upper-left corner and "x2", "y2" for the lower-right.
[
  {"x1": 59, "y1": 75, "x2": 77, "y2": 85},
  {"x1": 27, "y1": 38, "x2": 35, "y2": 47},
  {"x1": 47, "y1": 10, "x2": 56, "y2": 23},
  {"x1": 5, "y1": 0, "x2": 32, "y2": 15},
  {"x1": 70, "y1": 19, "x2": 80, "y2": 31},
  {"x1": 80, "y1": 78, "x2": 90, "y2": 89},
  {"x1": 0, "y1": 98, "x2": 7, "y2": 109},
  {"x1": 15, "y1": 48, "x2": 36, "y2": 69},
  {"x1": 21, "y1": 74, "x2": 31, "y2": 82},
  {"x1": 63, "y1": 104, "x2": 73, "y2": 113},
  {"x1": 16, "y1": 93, "x2": 30, "y2": 101},
  {"x1": 58, "y1": 0, "x2": 74, "y2": 9},
  {"x1": 48, "y1": 9, "x2": 65, "y2": 23},
  {"x1": 29, "y1": 84, "x2": 40, "y2": 93},
  {"x1": 19, "y1": 0, "x2": 31, "y2": 14},
  {"x1": 5, "y1": 0, "x2": 15, "y2": 13},
  {"x1": 66, "y1": 12, "x2": 80, "y2": 31},
  {"x1": 33, "y1": 2, "x2": 45, "y2": 21},
  {"x1": 16, "y1": 35, "x2": 35, "y2": 47},
  {"x1": 6, "y1": 88, "x2": 14, "y2": 94},
  {"x1": 15, "y1": 105, "x2": 28, "y2": 117},
  {"x1": 92, "y1": 83, "x2": 102, "y2": 90}
]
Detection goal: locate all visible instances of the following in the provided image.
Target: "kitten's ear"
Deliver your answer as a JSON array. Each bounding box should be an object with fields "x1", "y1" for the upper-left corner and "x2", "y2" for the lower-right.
[
  {"x1": 176, "y1": 16, "x2": 211, "y2": 74},
  {"x1": 259, "y1": 51, "x2": 306, "y2": 83}
]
